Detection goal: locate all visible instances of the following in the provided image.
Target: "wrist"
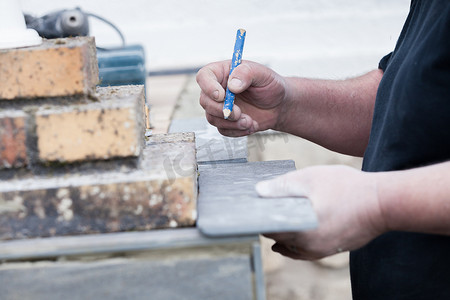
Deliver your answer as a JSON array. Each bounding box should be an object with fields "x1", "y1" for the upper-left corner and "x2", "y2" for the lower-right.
[
  {"x1": 371, "y1": 172, "x2": 392, "y2": 234},
  {"x1": 373, "y1": 169, "x2": 413, "y2": 233},
  {"x1": 273, "y1": 76, "x2": 297, "y2": 132}
]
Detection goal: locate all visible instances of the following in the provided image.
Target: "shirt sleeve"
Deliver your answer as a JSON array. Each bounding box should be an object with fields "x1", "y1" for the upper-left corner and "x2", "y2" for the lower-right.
[{"x1": 378, "y1": 52, "x2": 393, "y2": 71}]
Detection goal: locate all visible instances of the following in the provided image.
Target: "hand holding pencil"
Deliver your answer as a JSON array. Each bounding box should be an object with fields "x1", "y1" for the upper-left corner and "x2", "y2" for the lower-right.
[{"x1": 197, "y1": 33, "x2": 287, "y2": 137}]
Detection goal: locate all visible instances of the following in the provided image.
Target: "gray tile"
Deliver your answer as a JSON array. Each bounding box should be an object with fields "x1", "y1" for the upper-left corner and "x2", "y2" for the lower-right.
[{"x1": 197, "y1": 160, "x2": 318, "y2": 237}]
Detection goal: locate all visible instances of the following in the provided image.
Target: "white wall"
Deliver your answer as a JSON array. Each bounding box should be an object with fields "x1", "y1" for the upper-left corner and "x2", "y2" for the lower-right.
[{"x1": 20, "y1": 0, "x2": 410, "y2": 78}]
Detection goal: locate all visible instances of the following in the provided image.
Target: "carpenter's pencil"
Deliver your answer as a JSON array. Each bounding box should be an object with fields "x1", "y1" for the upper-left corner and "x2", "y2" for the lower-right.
[{"x1": 223, "y1": 29, "x2": 246, "y2": 119}]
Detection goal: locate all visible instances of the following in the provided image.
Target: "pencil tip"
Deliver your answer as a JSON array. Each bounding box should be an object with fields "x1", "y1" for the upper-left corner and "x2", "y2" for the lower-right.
[{"x1": 223, "y1": 109, "x2": 231, "y2": 119}]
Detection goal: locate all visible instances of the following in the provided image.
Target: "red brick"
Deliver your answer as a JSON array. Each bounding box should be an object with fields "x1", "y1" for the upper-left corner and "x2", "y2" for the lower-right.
[{"x1": 0, "y1": 110, "x2": 27, "y2": 169}]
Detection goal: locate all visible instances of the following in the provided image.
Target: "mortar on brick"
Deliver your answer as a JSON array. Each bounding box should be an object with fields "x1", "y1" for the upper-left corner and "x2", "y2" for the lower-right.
[
  {"x1": 0, "y1": 132, "x2": 198, "y2": 240},
  {"x1": 146, "y1": 132, "x2": 195, "y2": 145},
  {"x1": 0, "y1": 104, "x2": 139, "y2": 178}
]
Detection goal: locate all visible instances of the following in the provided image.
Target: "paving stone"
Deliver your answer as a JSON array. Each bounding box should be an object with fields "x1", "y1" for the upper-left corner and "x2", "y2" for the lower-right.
[
  {"x1": 147, "y1": 75, "x2": 188, "y2": 134},
  {"x1": 197, "y1": 160, "x2": 317, "y2": 237},
  {"x1": 0, "y1": 255, "x2": 252, "y2": 300},
  {"x1": 35, "y1": 85, "x2": 145, "y2": 163},
  {"x1": 0, "y1": 37, "x2": 98, "y2": 100},
  {"x1": 0, "y1": 133, "x2": 197, "y2": 240},
  {"x1": 0, "y1": 110, "x2": 28, "y2": 169}
]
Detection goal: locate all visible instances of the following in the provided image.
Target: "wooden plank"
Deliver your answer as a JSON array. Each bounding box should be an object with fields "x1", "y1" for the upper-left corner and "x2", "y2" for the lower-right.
[
  {"x1": 197, "y1": 160, "x2": 318, "y2": 237},
  {"x1": 147, "y1": 75, "x2": 188, "y2": 134}
]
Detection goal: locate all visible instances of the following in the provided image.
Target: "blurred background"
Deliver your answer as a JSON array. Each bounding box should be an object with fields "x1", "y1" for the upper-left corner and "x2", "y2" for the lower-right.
[
  {"x1": 19, "y1": 1, "x2": 411, "y2": 299},
  {"x1": 21, "y1": 0, "x2": 409, "y2": 78}
]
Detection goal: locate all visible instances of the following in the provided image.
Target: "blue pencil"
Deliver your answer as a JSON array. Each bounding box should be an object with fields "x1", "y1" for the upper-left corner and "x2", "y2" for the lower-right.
[{"x1": 223, "y1": 29, "x2": 246, "y2": 119}]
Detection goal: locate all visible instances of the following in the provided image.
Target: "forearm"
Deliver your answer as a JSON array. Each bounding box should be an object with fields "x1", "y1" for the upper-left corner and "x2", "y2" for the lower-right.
[
  {"x1": 376, "y1": 161, "x2": 450, "y2": 235},
  {"x1": 276, "y1": 69, "x2": 383, "y2": 156}
]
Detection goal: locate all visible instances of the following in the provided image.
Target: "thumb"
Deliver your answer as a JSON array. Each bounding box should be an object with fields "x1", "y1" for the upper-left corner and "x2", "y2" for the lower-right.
[
  {"x1": 255, "y1": 172, "x2": 308, "y2": 198},
  {"x1": 227, "y1": 63, "x2": 251, "y2": 93},
  {"x1": 227, "y1": 61, "x2": 273, "y2": 94}
]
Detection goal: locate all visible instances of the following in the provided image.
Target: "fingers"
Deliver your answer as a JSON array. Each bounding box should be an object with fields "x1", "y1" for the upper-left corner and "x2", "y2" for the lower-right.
[
  {"x1": 197, "y1": 60, "x2": 271, "y2": 137},
  {"x1": 205, "y1": 111, "x2": 259, "y2": 137},
  {"x1": 205, "y1": 106, "x2": 243, "y2": 127},
  {"x1": 271, "y1": 242, "x2": 323, "y2": 260},
  {"x1": 200, "y1": 91, "x2": 240, "y2": 120},
  {"x1": 266, "y1": 232, "x2": 324, "y2": 260},
  {"x1": 197, "y1": 60, "x2": 269, "y2": 104},
  {"x1": 198, "y1": 62, "x2": 235, "y2": 124},
  {"x1": 196, "y1": 62, "x2": 229, "y2": 102},
  {"x1": 272, "y1": 242, "x2": 304, "y2": 259},
  {"x1": 217, "y1": 125, "x2": 258, "y2": 137},
  {"x1": 255, "y1": 171, "x2": 309, "y2": 198},
  {"x1": 263, "y1": 232, "x2": 301, "y2": 257}
]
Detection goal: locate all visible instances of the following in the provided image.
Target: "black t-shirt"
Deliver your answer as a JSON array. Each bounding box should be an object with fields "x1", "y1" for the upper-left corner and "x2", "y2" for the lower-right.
[{"x1": 351, "y1": 1, "x2": 450, "y2": 299}]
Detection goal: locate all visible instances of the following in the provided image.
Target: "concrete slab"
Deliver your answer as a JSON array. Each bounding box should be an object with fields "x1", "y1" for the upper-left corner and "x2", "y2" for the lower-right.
[
  {"x1": 0, "y1": 255, "x2": 253, "y2": 300},
  {"x1": 197, "y1": 160, "x2": 317, "y2": 237}
]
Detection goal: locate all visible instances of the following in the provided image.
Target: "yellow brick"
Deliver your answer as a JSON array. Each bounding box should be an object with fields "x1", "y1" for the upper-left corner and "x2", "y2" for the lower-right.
[
  {"x1": 35, "y1": 85, "x2": 145, "y2": 163},
  {"x1": 0, "y1": 37, "x2": 98, "y2": 100}
]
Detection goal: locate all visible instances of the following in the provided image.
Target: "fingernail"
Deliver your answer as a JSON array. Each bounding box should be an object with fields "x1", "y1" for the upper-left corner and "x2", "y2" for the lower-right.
[
  {"x1": 237, "y1": 116, "x2": 248, "y2": 129},
  {"x1": 212, "y1": 90, "x2": 219, "y2": 100},
  {"x1": 229, "y1": 78, "x2": 243, "y2": 89}
]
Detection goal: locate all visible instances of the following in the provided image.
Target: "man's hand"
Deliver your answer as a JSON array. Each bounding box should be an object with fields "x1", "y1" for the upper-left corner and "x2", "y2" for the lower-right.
[
  {"x1": 196, "y1": 60, "x2": 287, "y2": 137},
  {"x1": 256, "y1": 165, "x2": 386, "y2": 260},
  {"x1": 197, "y1": 61, "x2": 382, "y2": 155}
]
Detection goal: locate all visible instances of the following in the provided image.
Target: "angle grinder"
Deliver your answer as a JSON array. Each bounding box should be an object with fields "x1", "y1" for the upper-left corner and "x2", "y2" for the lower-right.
[{"x1": 24, "y1": 7, "x2": 89, "y2": 39}]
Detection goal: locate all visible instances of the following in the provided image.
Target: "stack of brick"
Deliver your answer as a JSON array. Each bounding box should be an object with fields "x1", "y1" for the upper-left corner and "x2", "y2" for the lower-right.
[{"x1": 0, "y1": 37, "x2": 197, "y2": 240}]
